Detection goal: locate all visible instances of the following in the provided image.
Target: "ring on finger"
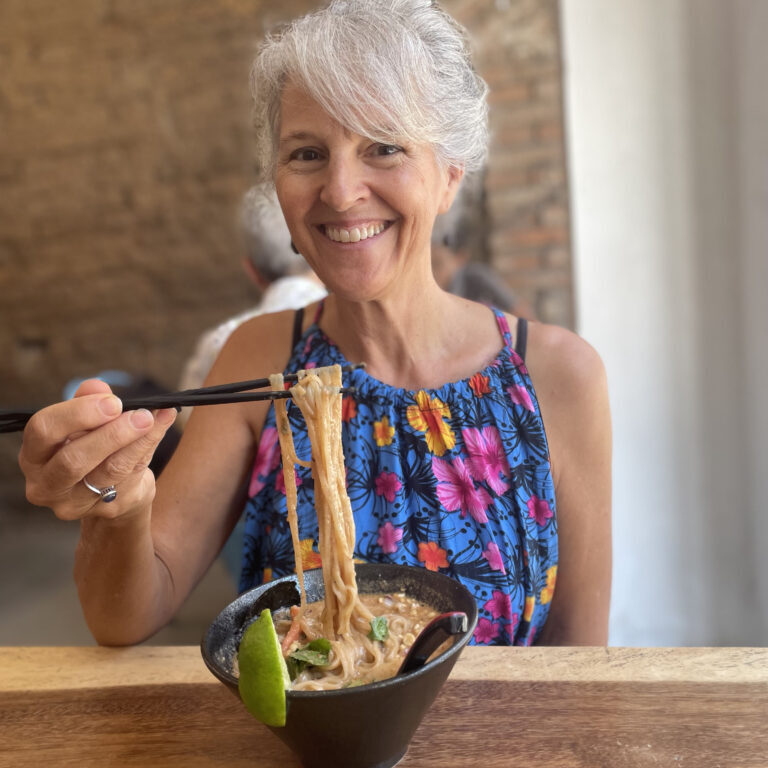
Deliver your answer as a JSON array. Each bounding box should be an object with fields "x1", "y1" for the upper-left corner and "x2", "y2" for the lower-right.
[{"x1": 82, "y1": 476, "x2": 118, "y2": 504}]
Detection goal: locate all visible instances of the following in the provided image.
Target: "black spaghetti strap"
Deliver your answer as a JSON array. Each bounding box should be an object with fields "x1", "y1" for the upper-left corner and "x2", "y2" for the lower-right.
[
  {"x1": 291, "y1": 306, "x2": 305, "y2": 352},
  {"x1": 515, "y1": 317, "x2": 528, "y2": 361}
]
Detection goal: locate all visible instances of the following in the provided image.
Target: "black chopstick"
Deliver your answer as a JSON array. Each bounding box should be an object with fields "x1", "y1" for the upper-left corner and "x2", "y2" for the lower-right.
[
  {"x1": 176, "y1": 363, "x2": 365, "y2": 397},
  {"x1": 0, "y1": 365, "x2": 364, "y2": 434}
]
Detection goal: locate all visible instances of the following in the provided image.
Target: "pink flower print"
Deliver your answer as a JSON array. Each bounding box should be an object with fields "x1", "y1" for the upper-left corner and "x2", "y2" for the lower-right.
[
  {"x1": 248, "y1": 426, "x2": 280, "y2": 496},
  {"x1": 377, "y1": 522, "x2": 404, "y2": 554},
  {"x1": 431, "y1": 456, "x2": 491, "y2": 524},
  {"x1": 484, "y1": 590, "x2": 512, "y2": 620},
  {"x1": 505, "y1": 613, "x2": 520, "y2": 638},
  {"x1": 462, "y1": 426, "x2": 511, "y2": 495},
  {"x1": 374, "y1": 471, "x2": 402, "y2": 503},
  {"x1": 527, "y1": 495, "x2": 553, "y2": 526},
  {"x1": 473, "y1": 617, "x2": 500, "y2": 644},
  {"x1": 510, "y1": 350, "x2": 529, "y2": 376},
  {"x1": 275, "y1": 467, "x2": 303, "y2": 495},
  {"x1": 507, "y1": 384, "x2": 534, "y2": 411},
  {"x1": 481, "y1": 541, "x2": 507, "y2": 574}
]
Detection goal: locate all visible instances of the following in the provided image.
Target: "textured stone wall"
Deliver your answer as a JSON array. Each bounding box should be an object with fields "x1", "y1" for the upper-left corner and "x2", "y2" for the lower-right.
[{"x1": 0, "y1": 0, "x2": 571, "y2": 511}]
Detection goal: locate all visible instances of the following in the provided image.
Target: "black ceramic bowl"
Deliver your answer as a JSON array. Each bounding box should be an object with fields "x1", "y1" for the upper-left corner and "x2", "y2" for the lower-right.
[{"x1": 201, "y1": 563, "x2": 478, "y2": 768}]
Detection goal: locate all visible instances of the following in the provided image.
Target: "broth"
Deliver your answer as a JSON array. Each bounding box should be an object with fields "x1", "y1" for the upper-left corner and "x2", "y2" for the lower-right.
[{"x1": 274, "y1": 591, "x2": 440, "y2": 690}]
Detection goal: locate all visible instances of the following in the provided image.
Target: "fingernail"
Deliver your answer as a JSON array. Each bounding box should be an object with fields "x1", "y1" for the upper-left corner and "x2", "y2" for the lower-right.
[
  {"x1": 157, "y1": 408, "x2": 177, "y2": 426},
  {"x1": 130, "y1": 409, "x2": 154, "y2": 429},
  {"x1": 99, "y1": 396, "x2": 122, "y2": 417}
]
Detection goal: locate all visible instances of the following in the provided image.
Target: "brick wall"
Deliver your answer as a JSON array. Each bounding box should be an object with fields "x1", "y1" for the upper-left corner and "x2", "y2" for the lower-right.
[{"x1": 0, "y1": 0, "x2": 571, "y2": 512}]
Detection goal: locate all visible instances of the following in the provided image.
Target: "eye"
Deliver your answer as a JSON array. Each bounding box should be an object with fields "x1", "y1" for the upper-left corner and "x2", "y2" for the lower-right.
[
  {"x1": 289, "y1": 147, "x2": 323, "y2": 162},
  {"x1": 372, "y1": 143, "x2": 403, "y2": 157}
]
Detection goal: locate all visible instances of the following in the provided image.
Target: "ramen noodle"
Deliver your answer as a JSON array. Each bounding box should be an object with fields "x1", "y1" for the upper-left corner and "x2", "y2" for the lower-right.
[{"x1": 271, "y1": 365, "x2": 440, "y2": 690}]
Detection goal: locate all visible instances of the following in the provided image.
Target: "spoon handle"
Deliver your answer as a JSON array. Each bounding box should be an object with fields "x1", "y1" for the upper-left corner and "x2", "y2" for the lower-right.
[{"x1": 397, "y1": 611, "x2": 468, "y2": 676}]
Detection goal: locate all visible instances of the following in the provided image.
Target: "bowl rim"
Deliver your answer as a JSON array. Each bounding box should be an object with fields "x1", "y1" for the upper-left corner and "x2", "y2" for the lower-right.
[{"x1": 200, "y1": 563, "x2": 478, "y2": 698}]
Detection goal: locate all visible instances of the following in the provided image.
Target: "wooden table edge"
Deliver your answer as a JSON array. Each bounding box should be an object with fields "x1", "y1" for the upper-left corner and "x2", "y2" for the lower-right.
[{"x1": 2, "y1": 646, "x2": 767, "y2": 692}]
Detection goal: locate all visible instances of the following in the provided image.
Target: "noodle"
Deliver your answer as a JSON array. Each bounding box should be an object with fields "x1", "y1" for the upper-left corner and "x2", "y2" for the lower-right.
[{"x1": 275, "y1": 364, "x2": 440, "y2": 690}]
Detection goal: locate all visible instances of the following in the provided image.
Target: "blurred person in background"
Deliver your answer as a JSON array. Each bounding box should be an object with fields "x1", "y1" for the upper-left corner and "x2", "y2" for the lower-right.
[
  {"x1": 431, "y1": 183, "x2": 534, "y2": 318},
  {"x1": 178, "y1": 183, "x2": 327, "y2": 410}
]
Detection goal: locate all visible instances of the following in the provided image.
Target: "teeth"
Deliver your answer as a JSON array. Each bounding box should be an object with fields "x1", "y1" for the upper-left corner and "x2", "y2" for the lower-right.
[{"x1": 326, "y1": 222, "x2": 385, "y2": 243}]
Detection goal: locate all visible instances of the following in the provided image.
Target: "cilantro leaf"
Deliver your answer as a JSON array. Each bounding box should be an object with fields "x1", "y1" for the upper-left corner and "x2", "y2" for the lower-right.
[{"x1": 368, "y1": 616, "x2": 389, "y2": 642}]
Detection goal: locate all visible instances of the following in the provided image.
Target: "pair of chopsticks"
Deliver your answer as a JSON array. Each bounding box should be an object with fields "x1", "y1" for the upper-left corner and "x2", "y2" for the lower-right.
[{"x1": 0, "y1": 365, "x2": 362, "y2": 434}]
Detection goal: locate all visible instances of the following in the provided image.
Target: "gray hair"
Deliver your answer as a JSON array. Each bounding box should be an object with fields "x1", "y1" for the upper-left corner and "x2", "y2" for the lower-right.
[
  {"x1": 239, "y1": 184, "x2": 308, "y2": 281},
  {"x1": 250, "y1": 0, "x2": 489, "y2": 180}
]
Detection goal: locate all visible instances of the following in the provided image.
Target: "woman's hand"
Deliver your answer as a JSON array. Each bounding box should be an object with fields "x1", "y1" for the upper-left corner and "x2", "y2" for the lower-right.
[{"x1": 19, "y1": 378, "x2": 177, "y2": 522}]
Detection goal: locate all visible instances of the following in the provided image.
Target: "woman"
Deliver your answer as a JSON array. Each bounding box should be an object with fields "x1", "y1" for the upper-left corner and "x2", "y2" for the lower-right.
[{"x1": 19, "y1": 0, "x2": 611, "y2": 646}]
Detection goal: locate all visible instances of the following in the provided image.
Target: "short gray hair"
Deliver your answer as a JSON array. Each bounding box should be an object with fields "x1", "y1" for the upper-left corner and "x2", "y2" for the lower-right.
[
  {"x1": 239, "y1": 184, "x2": 308, "y2": 281},
  {"x1": 250, "y1": 0, "x2": 489, "y2": 180}
]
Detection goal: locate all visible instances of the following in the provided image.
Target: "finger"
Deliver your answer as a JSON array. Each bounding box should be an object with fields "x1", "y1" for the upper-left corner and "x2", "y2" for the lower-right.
[
  {"x1": 87, "y1": 408, "x2": 178, "y2": 489},
  {"x1": 20, "y1": 393, "x2": 124, "y2": 467},
  {"x1": 25, "y1": 407, "x2": 155, "y2": 509},
  {"x1": 73, "y1": 378, "x2": 114, "y2": 398},
  {"x1": 61, "y1": 408, "x2": 178, "y2": 517}
]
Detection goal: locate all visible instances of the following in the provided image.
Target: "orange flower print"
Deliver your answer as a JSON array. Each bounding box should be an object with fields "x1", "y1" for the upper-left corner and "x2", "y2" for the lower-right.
[
  {"x1": 469, "y1": 373, "x2": 491, "y2": 398},
  {"x1": 298, "y1": 538, "x2": 322, "y2": 571},
  {"x1": 262, "y1": 567, "x2": 273, "y2": 584},
  {"x1": 373, "y1": 416, "x2": 395, "y2": 446},
  {"x1": 417, "y1": 541, "x2": 449, "y2": 571},
  {"x1": 342, "y1": 396, "x2": 357, "y2": 423},
  {"x1": 540, "y1": 565, "x2": 557, "y2": 605},
  {"x1": 523, "y1": 594, "x2": 535, "y2": 622},
  {"x1": 406, "y1": 390, "x2": 455, "y2": 456}
]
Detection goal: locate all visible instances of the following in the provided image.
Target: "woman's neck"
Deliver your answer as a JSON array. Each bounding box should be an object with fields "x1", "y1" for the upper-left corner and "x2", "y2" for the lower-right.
[{"x1": 320, "y1": 286, "x2": 505, "y2": 390}]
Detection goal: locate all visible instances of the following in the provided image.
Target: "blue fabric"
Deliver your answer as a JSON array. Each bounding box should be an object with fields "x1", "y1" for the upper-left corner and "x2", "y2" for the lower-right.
[{"x1": 240, "y1": 307, "x2": 558, "y2": 645}]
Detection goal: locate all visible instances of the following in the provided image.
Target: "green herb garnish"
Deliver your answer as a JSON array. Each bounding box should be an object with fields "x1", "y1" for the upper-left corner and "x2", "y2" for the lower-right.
[
  {"x1": 286, "y1": 637, "x2": 332, "y2": 680},
  {"x1": 368, "y1": 616, "x2": 389, "y2": 642}
]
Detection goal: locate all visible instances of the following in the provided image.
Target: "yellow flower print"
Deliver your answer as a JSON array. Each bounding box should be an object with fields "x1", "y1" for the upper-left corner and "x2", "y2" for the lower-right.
[
  {"x1": 540, "y1": 565, "x2": 558, "y2": 605},
  {"x1": 298, "y1": 538, "x2": 322, "y2": 571},
  {"x1": 262, "y1": 567, "x2": 273, "y2": 584},
  {"x1": 406, "y1": 390, "x2": 456, "y2": 456},
  {"x1": 523, "y1": 594, "x2": 535, "y2": 622},
  {"x1": 373, "y1": 416, "x2": 395, "y2": 446}
]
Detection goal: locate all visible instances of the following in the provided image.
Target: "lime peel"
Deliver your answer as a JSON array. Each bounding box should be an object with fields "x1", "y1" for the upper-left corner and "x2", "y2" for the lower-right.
[{"x1": 237, "y1": 608, "x2": 291, "y2": 727}]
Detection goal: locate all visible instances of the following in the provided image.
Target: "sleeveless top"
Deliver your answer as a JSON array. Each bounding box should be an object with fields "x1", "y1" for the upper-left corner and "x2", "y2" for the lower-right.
[{"x1": 240, "y1": 305, "x2": 558, "y2": 646}]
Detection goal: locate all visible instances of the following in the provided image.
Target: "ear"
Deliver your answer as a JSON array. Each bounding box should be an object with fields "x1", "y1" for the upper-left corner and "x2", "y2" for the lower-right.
[
  {"x1": 436, "y1": 164, "x2": 465, "y2": 215},
  {"x1": 242, "y1": 258, "x2": 269, "y2": 289}
]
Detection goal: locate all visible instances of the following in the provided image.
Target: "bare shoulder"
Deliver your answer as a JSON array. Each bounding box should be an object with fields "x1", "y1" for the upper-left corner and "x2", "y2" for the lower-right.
[
  {"x1": 210, "y1": 307, "x2": 304, "y2": 385},
  {"x1": 524, "y1": 319, "x2": 607, "y2": 403}
]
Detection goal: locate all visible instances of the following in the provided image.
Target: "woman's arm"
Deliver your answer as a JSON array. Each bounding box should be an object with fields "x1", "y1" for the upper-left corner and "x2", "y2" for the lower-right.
[
  {"x1": 524, "y1": 321, "x2": 612, "y2": 645},
  {"x1": 20, "y1": 310, "x2": 296, "y2": 645}
]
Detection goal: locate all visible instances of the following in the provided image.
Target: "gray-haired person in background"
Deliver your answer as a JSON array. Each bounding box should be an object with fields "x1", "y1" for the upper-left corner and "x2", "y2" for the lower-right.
[{"x1": 178, "y1": 184, "x2": 326, "y2": 407}]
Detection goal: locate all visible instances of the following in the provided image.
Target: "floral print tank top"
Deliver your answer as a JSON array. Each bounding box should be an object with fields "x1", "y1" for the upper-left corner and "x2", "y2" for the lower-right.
[{"x1": 240, "y1": 306, "x2": 558, "y2": 645}]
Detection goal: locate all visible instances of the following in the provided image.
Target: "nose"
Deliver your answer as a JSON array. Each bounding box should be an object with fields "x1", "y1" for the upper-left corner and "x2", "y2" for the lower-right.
[{"x1": 319, "y1": 155, "x2": 369, "y2": 211}]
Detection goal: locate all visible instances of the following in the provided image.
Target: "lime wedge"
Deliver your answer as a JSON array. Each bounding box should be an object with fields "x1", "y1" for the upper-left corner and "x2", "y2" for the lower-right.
[{"x1": 237, "y1": 608, "x2": 291, "y2": 727}]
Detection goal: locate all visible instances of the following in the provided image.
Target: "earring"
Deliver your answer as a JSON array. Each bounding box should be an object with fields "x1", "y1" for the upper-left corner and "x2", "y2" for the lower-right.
[{"x1": 291, "y1": 241, "x2": 299, "y2": 254}]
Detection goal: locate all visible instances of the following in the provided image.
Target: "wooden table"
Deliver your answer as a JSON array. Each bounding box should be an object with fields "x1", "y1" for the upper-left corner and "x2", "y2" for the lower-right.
[{"x1": 1, "y1": 646, "x2": 766, "y2": 767}]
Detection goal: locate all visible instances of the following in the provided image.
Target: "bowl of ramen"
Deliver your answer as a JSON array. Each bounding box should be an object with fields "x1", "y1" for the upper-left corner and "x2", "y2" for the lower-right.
[{"x1": 201, "y1": 562, "x2": 478, "y2": 768}]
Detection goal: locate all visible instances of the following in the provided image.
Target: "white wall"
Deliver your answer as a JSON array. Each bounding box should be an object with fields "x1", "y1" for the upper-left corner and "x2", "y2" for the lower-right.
[{"x1": 560, "y1": 0, "x2": 767, "y2": 645}]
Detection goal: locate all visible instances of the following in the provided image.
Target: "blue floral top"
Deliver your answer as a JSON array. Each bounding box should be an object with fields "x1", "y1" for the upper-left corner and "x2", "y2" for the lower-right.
[{"x1": 240, "y1": 306, "x2": 558, "y2": 645}]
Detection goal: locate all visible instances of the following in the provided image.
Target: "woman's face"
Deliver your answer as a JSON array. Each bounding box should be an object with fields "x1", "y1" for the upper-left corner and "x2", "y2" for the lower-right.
[{"x1": 274, "y1": 83, "x2": 463, "y2": 302}]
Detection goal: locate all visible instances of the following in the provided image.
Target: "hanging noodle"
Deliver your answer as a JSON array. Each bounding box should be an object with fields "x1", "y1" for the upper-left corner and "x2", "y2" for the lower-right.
[{"x1": 271, "y1": 364, "x2": 440, "y2": 691}]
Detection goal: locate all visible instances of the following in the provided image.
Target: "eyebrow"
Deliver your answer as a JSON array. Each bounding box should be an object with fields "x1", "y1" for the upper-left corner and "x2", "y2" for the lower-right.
[{"x1": 279, "y1": 131, "x2": 318, "y2": 146}]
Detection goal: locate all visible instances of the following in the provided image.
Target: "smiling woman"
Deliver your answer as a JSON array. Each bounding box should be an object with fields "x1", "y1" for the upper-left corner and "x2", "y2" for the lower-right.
[{"x1": 18, "y1": 0, "x2": 611, "y2": 650}]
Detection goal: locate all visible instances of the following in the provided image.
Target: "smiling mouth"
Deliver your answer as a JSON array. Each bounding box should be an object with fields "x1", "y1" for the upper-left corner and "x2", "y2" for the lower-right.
[{"x1": 321, "y1": 221, "x2": 389, "y2": 244}]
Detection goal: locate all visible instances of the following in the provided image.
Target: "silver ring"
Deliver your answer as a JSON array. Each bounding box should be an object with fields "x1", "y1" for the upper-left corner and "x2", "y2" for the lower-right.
[{"x1": 82, "y1": 476, "x2": 118, "y2": 504}]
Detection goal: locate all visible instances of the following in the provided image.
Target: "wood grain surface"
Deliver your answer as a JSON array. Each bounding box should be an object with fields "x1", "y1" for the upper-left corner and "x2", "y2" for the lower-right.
[{"x1": 1, "y1": 647, "x2": 767, "y2": 768}]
